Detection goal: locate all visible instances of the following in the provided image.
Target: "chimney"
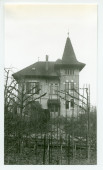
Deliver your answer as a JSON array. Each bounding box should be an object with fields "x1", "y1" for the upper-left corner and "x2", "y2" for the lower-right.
[{"x1": 46, "y1": 55, "x2": 49, "y2": 71}]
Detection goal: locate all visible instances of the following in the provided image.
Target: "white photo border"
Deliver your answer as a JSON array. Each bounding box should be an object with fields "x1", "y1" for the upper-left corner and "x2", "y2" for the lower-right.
[{"x1": 0, "y1": 0, "x2": 103, "y2": 169}]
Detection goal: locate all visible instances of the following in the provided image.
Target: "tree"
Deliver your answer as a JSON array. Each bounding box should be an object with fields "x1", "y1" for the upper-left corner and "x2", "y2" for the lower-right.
[{"x1": 4, "y1": 68, "x2": 47, "y2": 154}]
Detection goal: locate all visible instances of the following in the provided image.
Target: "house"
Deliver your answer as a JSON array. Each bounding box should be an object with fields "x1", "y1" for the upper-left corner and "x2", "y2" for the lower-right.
[{"x1": 12, "y1": 35, "x2": 85, "y2": 118}]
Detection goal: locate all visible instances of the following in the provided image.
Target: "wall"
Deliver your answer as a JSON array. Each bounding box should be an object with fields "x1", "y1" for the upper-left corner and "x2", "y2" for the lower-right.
[
  {"x1": 17, "y1": 68, "x2": 80, "y2": 117},
  {"x1": 59, "y1": 68, "x2": 79, "y2": 117}
]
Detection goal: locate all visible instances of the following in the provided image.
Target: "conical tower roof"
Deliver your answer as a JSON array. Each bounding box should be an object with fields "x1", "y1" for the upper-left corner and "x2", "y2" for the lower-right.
[
  {"x1": 62, "y1": 37, "x2": 78, "y2": 64},
  {"x1": 56, "y1": 36, "x2": 85, "y2": 71}
]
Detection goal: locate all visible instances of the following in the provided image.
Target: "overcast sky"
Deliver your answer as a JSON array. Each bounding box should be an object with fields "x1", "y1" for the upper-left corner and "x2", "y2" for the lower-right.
[{"x1": 4, "y1": 4, "x2": 97, "y2": 105}]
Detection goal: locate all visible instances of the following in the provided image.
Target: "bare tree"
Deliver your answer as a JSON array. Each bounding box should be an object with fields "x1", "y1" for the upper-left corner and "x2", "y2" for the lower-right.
[{"x1": 4, "y1": 68, "x2": 47, "y2": 154}]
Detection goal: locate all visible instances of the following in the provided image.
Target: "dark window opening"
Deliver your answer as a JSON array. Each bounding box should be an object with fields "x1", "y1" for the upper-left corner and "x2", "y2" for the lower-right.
[
  {"x1": 71, "y1": 99, "x2": 74, "y2": 108},
  {"x1": 26, "y1": 82, "x2": 40, "y2": 94},
  {"x1": 71, "y1": 82, "x2": 74, "y2": 90},
  {"x1": 35, "y1": 82, "x2": 39, "y2": 94},
  {"x1": 49, "y1": 104, "x2": 59, "y2": 112},
  {"x1": 66, "y1": 101, "x2": 69, "y2": 109}
]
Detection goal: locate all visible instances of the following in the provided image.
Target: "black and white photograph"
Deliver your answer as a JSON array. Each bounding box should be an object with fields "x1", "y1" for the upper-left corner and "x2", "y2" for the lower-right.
[{"x1": 1, "y1": 0, "x2": 99, "y2": 166}]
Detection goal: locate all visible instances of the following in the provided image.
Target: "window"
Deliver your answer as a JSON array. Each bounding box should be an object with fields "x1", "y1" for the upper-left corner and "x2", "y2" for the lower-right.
[
  {"x1": 68, "y1": 69, "x2": 70, "y2": 74},
  {"x1": 70, "y1": 69, "x2": 72, "y2": 75},
  {"x1": 66, "y1": 101, "x2": 69, "y2": 109},
  {"x1": 50, "y1": 83, "x2": 59, "y2": 95},
  {"x1": 65, "y1": 82, "x2": 76, "y2": 93},
  {"x1": 54, "y1": 84, "x2": 58, "y2": 94},
  {"x1": 65, "y1": 69, "x2": 74, "y2": 75},
  {"x1": 65, "y1": 82, "x2": 69, "y2": 90},
  {"x1": 35, "y1": 82, "x2": 39, "y2": 94},
  {"x1": 26, "y1": 82, "x2": 40, "y2": 94},
  {"x1": 70, "y1": 82, "x2": 74, "y2": 90},
  {"x1": 65, "y1": 69, "x2": 67, "y2": 74},
  {"x1": 70, "y1": 69, "x2": 74, "y2": 75},
  {"x1": 50, "y1": 105, "x2": 59, "y2": 112},
  {"x1": 65, "y1": 82, "x2": 69, "y2": 94},
  {"x1": 70, "y1": 99, "x2": 74, "y2": 108},
  {"x1": 50, "y1": 84, "x2": 53, "y2": 94}
]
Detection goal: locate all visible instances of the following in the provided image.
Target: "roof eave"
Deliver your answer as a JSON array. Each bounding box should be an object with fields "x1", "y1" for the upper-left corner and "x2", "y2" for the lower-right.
[
  {"x1": 12, "y1": 74, "x2": 59, "y2": 80},
  {"x1": 54, "y1": 63, "x2": 85, "y2": 70}
]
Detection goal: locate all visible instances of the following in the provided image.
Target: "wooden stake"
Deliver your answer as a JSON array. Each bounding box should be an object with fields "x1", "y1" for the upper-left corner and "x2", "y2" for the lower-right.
[{"x1": 43, "y1": 134, "x2": 46, "y2": 164}]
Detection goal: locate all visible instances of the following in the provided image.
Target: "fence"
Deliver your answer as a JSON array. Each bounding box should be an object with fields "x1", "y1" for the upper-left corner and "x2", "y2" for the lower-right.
[{"x1": 4, "y1": 83, "x2": 97, "y2": 165}]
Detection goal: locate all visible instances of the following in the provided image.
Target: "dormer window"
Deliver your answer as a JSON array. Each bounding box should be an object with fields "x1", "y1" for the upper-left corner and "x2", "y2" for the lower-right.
[{"x1": 32, "y1": 67, "x2": 36, "y2": 70}]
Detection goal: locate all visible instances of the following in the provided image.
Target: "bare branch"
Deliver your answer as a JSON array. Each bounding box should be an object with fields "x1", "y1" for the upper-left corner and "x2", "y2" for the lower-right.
[
  {"x1": 23, "y1": 88, "x2": 41, "y2": 102},
  {"x1": 23, "y1": 93, "x2": 46, "y2": 109}
]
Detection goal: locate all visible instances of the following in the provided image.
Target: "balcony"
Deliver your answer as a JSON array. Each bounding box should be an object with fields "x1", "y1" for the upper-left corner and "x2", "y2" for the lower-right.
[{"x1": 47, "y1": 99, "x2": 60, "y2": 107}]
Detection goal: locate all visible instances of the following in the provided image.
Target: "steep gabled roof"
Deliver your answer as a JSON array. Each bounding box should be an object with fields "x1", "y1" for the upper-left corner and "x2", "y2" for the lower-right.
[{"x1": 12, "y1": 62, "x2": 59, "y2": 79}]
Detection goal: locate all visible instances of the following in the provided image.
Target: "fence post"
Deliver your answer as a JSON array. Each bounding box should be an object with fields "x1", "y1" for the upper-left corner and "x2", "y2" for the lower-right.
[
  {"x1": 86, "y1": 87, "x2": 90, "y2": 162},
  {"x1": 72, "y1": 108, "x2": 74, "y2": 163},
  {"x1": 74, "y1": 142, "x2": 76, "y2": 159},
  {"x1": 50, "y1": 132, "x2": 52, "y2": 164},
  {"x1": 48, "y1": 135, "x2": 50, "y2": 164},
  {"x1": 68, "y1": 134, "x2": 70, "y2": 164},
  {"x1": 60, "y1": 135, "x2": 62, "y2": 165},
  {"x1": 35, "y1": 135, "x2": 38, "y2": 164},
  {"x1": 43, "y1": 134, "x2": 46, "y2": 164}
]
